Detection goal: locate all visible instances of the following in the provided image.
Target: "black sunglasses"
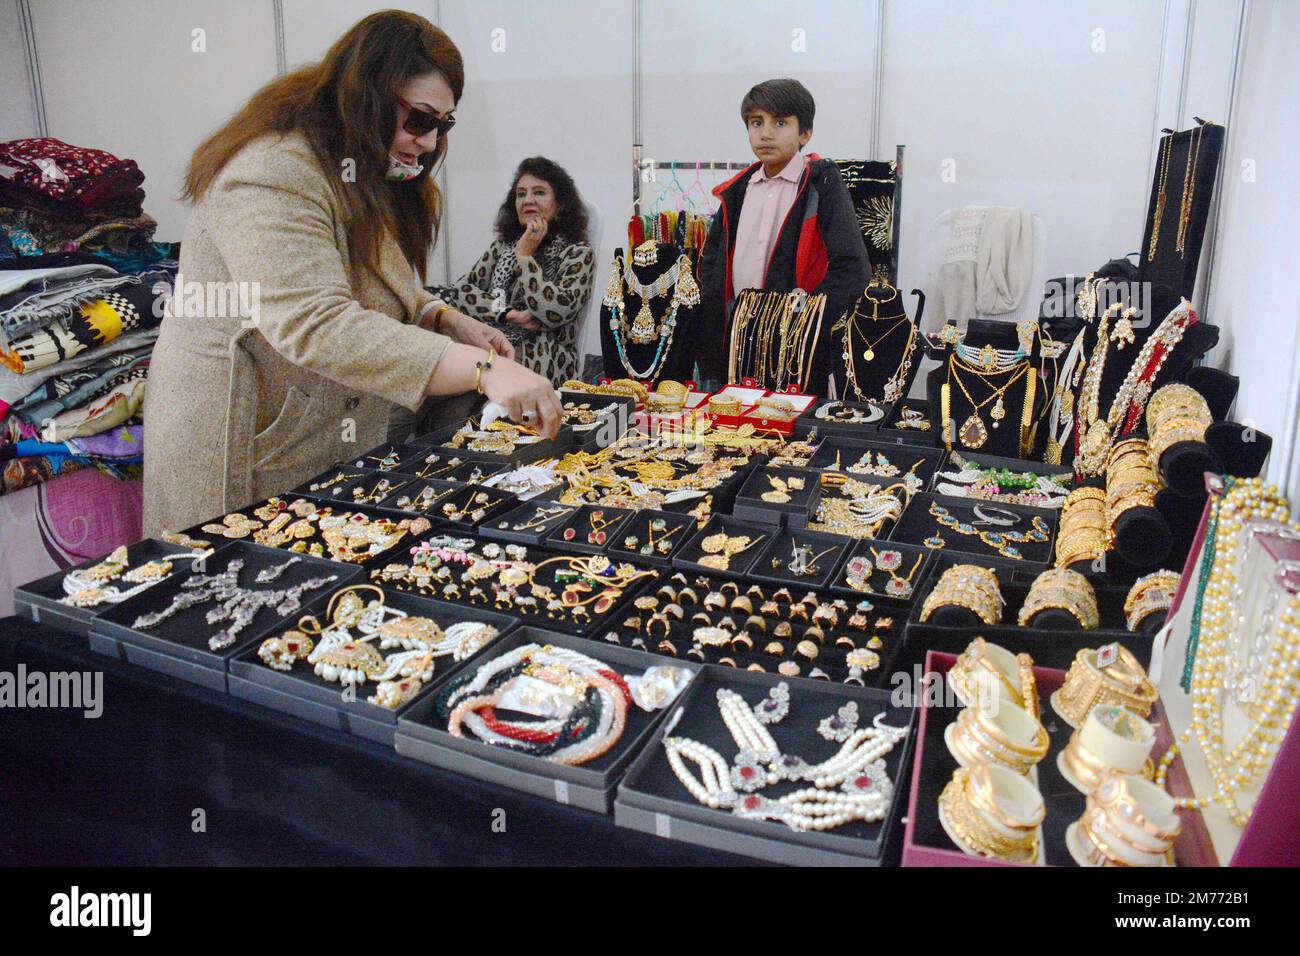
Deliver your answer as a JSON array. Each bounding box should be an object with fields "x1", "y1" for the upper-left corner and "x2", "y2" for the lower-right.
[{"x1": 396, "y1": 96, "x2": 456, "y2": 137}]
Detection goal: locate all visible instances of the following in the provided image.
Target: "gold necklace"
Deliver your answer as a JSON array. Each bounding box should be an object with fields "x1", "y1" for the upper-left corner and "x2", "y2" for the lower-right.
[
  {"x1": 1148, "y1": 133, "x2": 1172, "y2": 261},
  {"x1": 946, "y1": 358, "x2": 1029, "y2": 450},
  {"x1": 1175, "y1": 124, "x2": 1205, "y2": 256}
]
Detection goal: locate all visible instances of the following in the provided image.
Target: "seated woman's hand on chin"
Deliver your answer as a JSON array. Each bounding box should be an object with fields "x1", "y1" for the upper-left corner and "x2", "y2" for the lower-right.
[
  {"x1": 439, "y1": 308, "x2": 516, "y2": 360},
  {"x1": 504, "y1": 308, "x2": 543, "y2": 332}
]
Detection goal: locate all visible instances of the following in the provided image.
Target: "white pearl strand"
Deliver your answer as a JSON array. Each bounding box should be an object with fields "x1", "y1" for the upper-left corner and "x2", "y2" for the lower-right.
[
  {"x1": 740, "y1": 787, "x2": 891, "y2": 831},
  {"x1": 445, "y1": 643, "x2": 541, "y2": 709},
  {"x1": 716, "y1": 688, "x2": 780, "y2": 761},
  {"x1": 798, "y1": 719, "x2": 906, "y2": 788},
  {"x1": 663, "y1": 736, "x2": 738, "y2": 809}
]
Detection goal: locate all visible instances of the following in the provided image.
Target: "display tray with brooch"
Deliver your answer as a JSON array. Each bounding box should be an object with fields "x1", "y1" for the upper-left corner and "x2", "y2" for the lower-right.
[
  {"x1": 175, "y1": 497, "x2": 436, "y2": 569},
  {"x1": 344, "y1": 441, "x2": 429, "y2": 474},
  {"x1": 393, "y1": 446, "x2": 508, "y2": 482},
  {"x1": 896, "y1": 554, "x2": 1160, "y2": 675},
  {"x1": 422, "y1": 483, "x2": 519, "y2": 532},
  {"x1": 478, "y1": 499, "x2": 578, "y2": 547},
  {"x1": 614, "y1": 667, "x2": 915, "y2": 865},
  {"x1": 289, "y1": 466, "x2": 415, "y2": 504},
  {"x1": 902, "y1": 649, "x2": 1179, "y2": 867},
  {"x1": 543, "y1": 504, "x2": 637, "y2": 556},
  {"x1": 560, "y1": 387, "x2": 635, "y2": 448},
  {"x1": 672, "y1": 515, "x2": 774, "y2": 580},
  {"x1": 797, "y1": 460, "x2": 926, "y2": 538},
  {"x1": 605, "y1": 508, "x2": 701, "y2": 569},
  {"x1": 395, "y1": 626, "x2": 701, "y2": 814},
  {"x1": 227, "y1": 581, "x2": 520, "y2": 747},
  {"x1": 877, "y1": 398, "x2": 938, "y2": 446},
  {"x1": 931, "y1": 450, "x2": 1073, "y2": 510},
  {"x1": 88, "y1": 541, "x2": 361, "y2": 692},
  {"x1": 831, "y1": 538, "x2": 933, "y2": 607},
  {"x1": 748, "y1": 528, "x2": 855, "y2": 593},
  {"x1": 369, "y1": 534, "x2": 659, "y2": 637},
  {"x1": 795, "y1": 398, "x2": 889, "y2": 438},
  {"x1": 891, "y1": 492, "x2": 1057, "y2": 567},
  {"x1": 806, "y1": 436, "x2": 943, "y2": 490},
  {"x1": 14, "y1": 538, "x2": 213, "y2": 646},
  {"x1": 417, "y1": 414, "x2": 575, "y2": 466},
  {"x1": 734, "y1": 465, "x2": 822, "y2": 526},
  {"x1": 599, "y1": 569, "x2": 901, "y2": 688}
]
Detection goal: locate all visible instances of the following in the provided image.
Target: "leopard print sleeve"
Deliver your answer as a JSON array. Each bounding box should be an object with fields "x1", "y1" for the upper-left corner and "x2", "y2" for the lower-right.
[
  {"x1": 517, "y1": 242, "x2": 596, "y2": 331},
  {"x1": 452, "y1": 240, "x2": 504, "y2": 322}
]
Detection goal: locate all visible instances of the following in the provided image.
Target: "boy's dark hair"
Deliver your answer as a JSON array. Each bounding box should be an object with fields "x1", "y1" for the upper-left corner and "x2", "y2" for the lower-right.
[{"x1": 740, "y1": 78, "x2": 815, "y2": 134}]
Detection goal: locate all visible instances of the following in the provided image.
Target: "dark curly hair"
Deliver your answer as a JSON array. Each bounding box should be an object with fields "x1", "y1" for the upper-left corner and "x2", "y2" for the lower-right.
[{"x1": 493, "y1": 156, "x2": 589, "y2": 246}]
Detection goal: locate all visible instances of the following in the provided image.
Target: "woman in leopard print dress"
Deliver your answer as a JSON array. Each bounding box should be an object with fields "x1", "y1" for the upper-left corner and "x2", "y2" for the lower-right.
[{"x1": 452, "y1": 157, "x2": 595, "y2": 385}]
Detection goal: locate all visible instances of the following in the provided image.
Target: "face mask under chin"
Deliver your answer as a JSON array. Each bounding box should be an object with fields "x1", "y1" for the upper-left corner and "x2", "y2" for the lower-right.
[{"x1": 386, "y1": 154, "x2": 425, "y2": 181}]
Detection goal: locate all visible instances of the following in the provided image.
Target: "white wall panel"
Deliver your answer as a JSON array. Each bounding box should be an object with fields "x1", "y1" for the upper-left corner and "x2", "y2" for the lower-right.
[
  {"x1": 0, "y1": 2, "x2": 37, "y2": 138},
  {"x1": 30, "y1": 0, "x2": 279, "y2": 242}
]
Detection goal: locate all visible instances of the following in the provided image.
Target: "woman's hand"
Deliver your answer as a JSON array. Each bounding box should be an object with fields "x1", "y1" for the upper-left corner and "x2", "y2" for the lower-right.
[
  {"x1": 481, "y1": 357, "x2": 562, "y2": 439},
  {"x1": 440, "y1": 308, "x2": 515, "y2": 360},
  {"x1": 505, "y1": 308, "x2": 544, "y2": 332},
  {"x1": 514, "y1": 216, "x2": 548, "y2": 260}
]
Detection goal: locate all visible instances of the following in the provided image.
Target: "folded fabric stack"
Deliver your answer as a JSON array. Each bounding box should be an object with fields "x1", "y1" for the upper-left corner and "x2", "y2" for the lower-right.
[{"x1": 0, "y1": 138, "x2": 176, "y2": 497}]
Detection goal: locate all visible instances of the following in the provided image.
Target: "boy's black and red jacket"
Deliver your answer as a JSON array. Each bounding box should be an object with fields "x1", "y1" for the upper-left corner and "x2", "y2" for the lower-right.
[{"x1": 696, "y1": 151, "x2": 871, "y2": 386}]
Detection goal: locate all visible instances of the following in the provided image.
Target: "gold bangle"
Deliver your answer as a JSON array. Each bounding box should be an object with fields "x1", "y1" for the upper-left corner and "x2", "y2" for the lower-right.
[
  {"x1": 1018, "y1": 567, "x2": 1100, "y2": 628},
  {"x1": 474, "y1": 348, "x2": 494, "y2": 395},
  {"x1": 1051, "y1": 645, "x2": 1157, "y2": 728},
  {"x1": 763, "y1": 641, "x2": 785, "y2": 657}
]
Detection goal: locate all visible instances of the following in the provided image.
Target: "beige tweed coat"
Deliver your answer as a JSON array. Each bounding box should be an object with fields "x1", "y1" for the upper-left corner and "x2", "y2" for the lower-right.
[{"x1": 142, "y1": 131, "x2": 450, "y2": 536}]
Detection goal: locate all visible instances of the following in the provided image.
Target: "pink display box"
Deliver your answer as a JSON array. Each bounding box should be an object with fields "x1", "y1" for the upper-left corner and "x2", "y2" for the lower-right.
[{"x1": 901, "y1": 651, "x2": 1219, "y2": 867}]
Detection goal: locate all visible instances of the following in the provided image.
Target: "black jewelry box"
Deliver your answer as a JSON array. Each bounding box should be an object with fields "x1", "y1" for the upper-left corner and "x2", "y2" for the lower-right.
[
  {"x1": 14, "y1": 538, "x2": 207, "y2": 644},
  {"x1": 395, "y1": 626, "x2": 704, "y2": 814},
  {"x1": 88, "y1": 541, "x2": 362, "y2": 692},
  {"x1": 829, "y1": 537, "x2": 934, "y2": 606},
  {"x1": 897, "y1": 552, "x2": 1156, "y2": 676},
  {"x1": 673, "y1": 515, "x2": 775, "y2": 580},
  {"x1": 747, "y1": 528, "x2": 855, "y2": 592},
  {"x1": 226, "y1": 583, "x2": 520, "y2": 747},
  {"x1": 890, "y1": 492, "x2": 1058, "y2": 567},
  {"x1": 794, "y1": 398, "x2": 889, "y2": 438},
  {"x1": 614, "y1": 666, "x2": 916, "y2": 865},
  {"x1": 544, "y1": 503, "x2": 636, "y2": 557},
  {"x1": 929, "y1": 449, "x2": 1072, "y2": 508},
  {"x1": 605, "y1": 509, "x2": 699, "y2": 568},
  {"x1": 877, "y1": 398, "x2": 939, "y2": 446},
  {"x1": 733, "y1": 465, "x2": 822, "y2": 527},
  {"x1": 424, "y1": 483, "x2": 519, "y2": 532},
  {"x1": 806, "y1": 436, "x2": 945, "y2": 489},
  {"x1": 594, "y1": 569, "x2": 903, "y2": 688},
  {"x1": 478, "y1": 499, "x2": 578, "y2": 547}
]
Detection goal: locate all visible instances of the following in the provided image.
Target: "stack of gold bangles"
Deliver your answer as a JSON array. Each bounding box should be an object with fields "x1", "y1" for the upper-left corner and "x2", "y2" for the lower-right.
[
  {"x1": 1016, "y1": 567, "x2": 1100, "y2": 629},
  {"x1": 1055, "y1": 486, "x2": 1108, "y2": 568},
  {"x1": 946, "y1": 637, "x2": 1039, "y2": 718},
  {"x1": 919, "y1": 564, "x2": 1003, "y2": 625},
  {"x1": 1068, "y1": 770, "x2": 1180, "y2": 867},
  {"x1": 1050, "y1": 644, "x2": 1158, "y2": 729},
  {"x1": 1146, "y1": 383, "x2": 1213, "y2": 462},
  {"x1": 1123, "y1": 569, "x2": 1180, "y2": 631},
  {"x1": 938, "y1": 764, "x2": 1044, "y2": 864},
  {"x1": 707, "y1": 395, "x2": 742, "y2": 416},
  {"x1": 1105, "y1": 438, "x2": 1158, "y2": 532},
  {"x1": 645, "y1": 380, "x2": 689, "y2": 413}
]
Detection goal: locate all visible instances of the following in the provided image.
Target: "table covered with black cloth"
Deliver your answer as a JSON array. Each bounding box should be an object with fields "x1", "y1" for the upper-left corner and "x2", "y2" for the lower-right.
[{"x1": 0, "y1": 616, "x2": 757, "y2": 866}]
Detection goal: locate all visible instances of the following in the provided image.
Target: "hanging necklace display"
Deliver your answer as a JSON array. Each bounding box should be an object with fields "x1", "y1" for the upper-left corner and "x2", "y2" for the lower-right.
[
  {"x1": 1148, "y1": 132, "x2": 1173, "y2": 261},
  {"x1": 727, "y1": 289, "x2": 827, "y2": 390},
  {"x1": 1175, "y1": 124, "x2": 1205, "y2": 257},
  {"x1": 836, "y1": 282, "x2": 919, "y2": 403},
  {"x1": 941, "y1": 356, "x2": 1031, "y2": 451},
  {"x1": 602, "y1": 248, "x2": 700, "y2": 382}
]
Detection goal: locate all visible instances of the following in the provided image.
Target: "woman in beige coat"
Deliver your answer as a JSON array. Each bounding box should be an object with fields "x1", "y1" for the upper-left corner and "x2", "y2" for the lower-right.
[{"x1": 142, "y1": 11, "x2": 559, "y2": 536}]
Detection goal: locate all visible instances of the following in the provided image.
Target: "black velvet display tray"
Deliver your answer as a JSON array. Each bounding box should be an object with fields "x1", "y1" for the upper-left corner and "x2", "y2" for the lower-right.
[
  {"x1": 397, "y1": 626, "x2": 702, "y2": 813},
  {"x1": 90, "y1": 542, "x2": 362, "y2": 682},
  {"x1": 604, "y1": 509, "x2": 699, "y2": 568},
  {"x1": 794, "y1": 398, "x2": 888, "y2": 438},
  {"x1": 673, "y1": 515, "x2": 776, "y2": 580},
  {"x1": 369, "y1": 534, "x2": 659, "y2": 637},
  {"x1": 544, "y1": 504, "x2": 637, "y2": 556},
  {"x1": 592, "y1": 569, "x2": 903, "y2": 687},
  {"x1": 734, "y1": 465, "x2": 822, "y2": 526},
  {"x1": 891, "y1": 492, "x2": 1057, "y2": 567},
  {"x1": 748, "y1": 527, "x2": 855, "y2": 592},
  {"x1": 928, "y1": 449, "x2": 1073, "y2": 509},
  {"x1": 422, "y1": 483, "x2": 520, "y2": 532},
  {"x1": 345, "y1": 441, "x2": 428, "y2": 473},
  {"x1": 227, "y1": 583, "x2": 521, "y2": 734},
  {"x1": 616, "y1": 667, "x2": 915, "y2": 864},
  {"x1": 830, "y1": 537, "x2": 933, "y2": 606},
  {"x1": 478, "y1": 500, "x2": 579, "y2": 546},
  {"x1": 877, "y1": 398, "x2": 938, "y2": 445},
  {"x1": 807, "y1": 436, "x2": 944, "y2": 488},
  {"x1": 14, "y1": 538, "x2": 208, "y2": 639}
]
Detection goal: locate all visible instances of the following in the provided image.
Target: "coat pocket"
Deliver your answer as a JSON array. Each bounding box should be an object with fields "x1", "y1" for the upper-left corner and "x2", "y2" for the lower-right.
[{"x1": 252, "y1": 385, "x2": 313, "y2": 472}]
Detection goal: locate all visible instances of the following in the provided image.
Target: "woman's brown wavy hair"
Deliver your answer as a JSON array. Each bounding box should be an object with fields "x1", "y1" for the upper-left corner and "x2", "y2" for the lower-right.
[{"x1": 182, "y1": 10, "x2": 463, "y2": 282}]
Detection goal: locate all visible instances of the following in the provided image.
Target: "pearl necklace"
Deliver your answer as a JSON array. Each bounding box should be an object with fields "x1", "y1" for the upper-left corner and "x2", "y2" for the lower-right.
[
  {"x1": 1156, "y1": 478, "x2": 1300, "y2": 827},
  {"x1": 663, "y1": 736, "x2": 738, "y2": 809},
  {"x1": 732, "y1": 784, "x2": 892, "y2": 832},
  {"x1": 716, "y1": 688, "x2": 780, "y2": 762}
]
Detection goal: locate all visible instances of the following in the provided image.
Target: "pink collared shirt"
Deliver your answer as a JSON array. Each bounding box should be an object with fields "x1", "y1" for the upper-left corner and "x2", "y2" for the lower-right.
[{"x1": 731, "y1": 150, "x2": 806, "y2": 294}]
